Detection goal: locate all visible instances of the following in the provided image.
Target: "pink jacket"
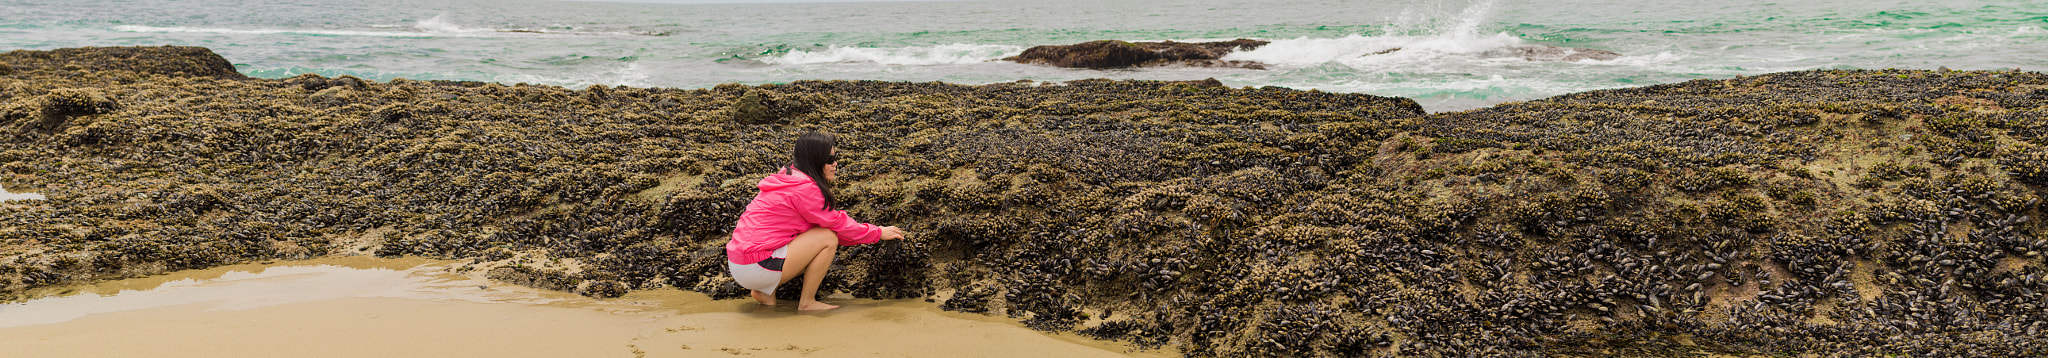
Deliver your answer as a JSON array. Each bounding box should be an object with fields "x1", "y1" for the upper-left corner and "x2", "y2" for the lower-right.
[{"x1": 725, "y1": 168, "x2": 881, "y2": 265}]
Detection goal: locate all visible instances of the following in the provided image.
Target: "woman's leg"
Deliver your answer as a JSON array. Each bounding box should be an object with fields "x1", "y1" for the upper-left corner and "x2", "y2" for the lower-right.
[{"x1": 777, "y1": 227, "x2": 841, "y2": 310}]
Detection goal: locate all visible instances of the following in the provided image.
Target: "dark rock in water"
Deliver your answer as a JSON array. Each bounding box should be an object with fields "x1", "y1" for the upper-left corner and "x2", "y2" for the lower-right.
[
  {"x1": 0, "y1": 46, "x2": 247, "y2": 79},
  {"x1": 1480, "y1": 44, "x2": 1622, "y2": 61},
  {"x1": 1004, "y1": 39, "x2": 1270, "y2": 69}
]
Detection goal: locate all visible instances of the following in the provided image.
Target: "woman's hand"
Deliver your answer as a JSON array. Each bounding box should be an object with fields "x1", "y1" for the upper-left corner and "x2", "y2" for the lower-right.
[{"x1": 878, "y1": 226, "x2": 906, "y2": 240}]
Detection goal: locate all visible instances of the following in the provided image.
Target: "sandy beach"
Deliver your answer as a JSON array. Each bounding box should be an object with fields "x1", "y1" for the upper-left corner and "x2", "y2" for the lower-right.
[{"x1": 0, "y1": 256, "x2": 1170, "y2": 358}]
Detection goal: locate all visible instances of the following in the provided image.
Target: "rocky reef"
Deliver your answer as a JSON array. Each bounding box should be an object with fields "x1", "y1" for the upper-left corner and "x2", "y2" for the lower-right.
[
  {"x1": 3, "y1": 46, "x2": 2047, "y2": 357},
  {"x1": 1003, "y1": 40, "x2": 1621, "y2": 70},
  {"x1": 1003, "y1": 39, "x2": 1271, "y2": 69}
]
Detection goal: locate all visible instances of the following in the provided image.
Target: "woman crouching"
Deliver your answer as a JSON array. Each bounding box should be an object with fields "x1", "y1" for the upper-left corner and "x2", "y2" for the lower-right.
[{"x1": 725, "y1": 131, "x2": 905, "y2": 311}]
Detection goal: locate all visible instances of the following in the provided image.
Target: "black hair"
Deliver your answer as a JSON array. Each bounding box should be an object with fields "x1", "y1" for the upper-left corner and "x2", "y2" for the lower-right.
[{"x1": 790, "y1": 131, "x2": 839, "y2": 210}]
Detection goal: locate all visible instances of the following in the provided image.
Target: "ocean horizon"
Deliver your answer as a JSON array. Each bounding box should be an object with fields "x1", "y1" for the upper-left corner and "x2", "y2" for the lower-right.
[{"x1": 7, "y1": 0, "x2": 2045, "y2": 112}]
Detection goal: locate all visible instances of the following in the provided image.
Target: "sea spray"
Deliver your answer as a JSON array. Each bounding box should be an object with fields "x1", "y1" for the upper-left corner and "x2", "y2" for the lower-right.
[
  {"x1": 412, "y1": 14, "x2": 477, "y2": 34},
  {"x1": 1210, "y1": 0, "x2": 1656, "y2": 109},
  {"x1": 1220, "y1": 32, "x2": 1530, "y2": 67}
]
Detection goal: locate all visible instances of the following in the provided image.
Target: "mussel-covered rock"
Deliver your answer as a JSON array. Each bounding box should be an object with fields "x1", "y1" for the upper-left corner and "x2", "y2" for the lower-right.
[
  {"x1": 486, "y1": 266, "x2": 581, "y2": 292},
  {"x1": 5, "y1": 87, "x2": 118, "y2": 132},
  {"x1": 580, "y1": 280, "x2": 629, "y2": 298},
  {"x1": 2, "y1": 46, "x2": 2046, "y2": 357},
  {"x1": 0, "y1": 45, "x2": 245, "y2": 79}
]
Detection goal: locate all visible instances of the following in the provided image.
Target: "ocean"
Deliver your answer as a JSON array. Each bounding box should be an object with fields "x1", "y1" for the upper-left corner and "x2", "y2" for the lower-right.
[{"x1": 3, "y1": 0, "x2": 2045, "y2": 112}]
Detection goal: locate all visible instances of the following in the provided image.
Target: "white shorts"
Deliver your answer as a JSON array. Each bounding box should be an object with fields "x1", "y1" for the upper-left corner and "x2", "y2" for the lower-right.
[{"x1": 728, "y1": 245, "x2": 790, "y2": 293}]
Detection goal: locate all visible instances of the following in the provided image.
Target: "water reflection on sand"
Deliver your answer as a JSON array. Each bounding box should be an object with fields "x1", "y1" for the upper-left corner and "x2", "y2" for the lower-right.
[
  {"x1": 0, "y1": 185, "x2": 43, "y2": 201},
  {"x1": 0, "y1": 257, "x2": 1169, "y2": 358}
]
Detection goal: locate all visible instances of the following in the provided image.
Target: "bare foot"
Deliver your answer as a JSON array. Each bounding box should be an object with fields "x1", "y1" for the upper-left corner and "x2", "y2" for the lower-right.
[
  {"x1": 797, "y1": 300, "x2": 840, "y2": 311},
  {"x1": 751, "y1": 290, "x2": 776, "y2": 306}
]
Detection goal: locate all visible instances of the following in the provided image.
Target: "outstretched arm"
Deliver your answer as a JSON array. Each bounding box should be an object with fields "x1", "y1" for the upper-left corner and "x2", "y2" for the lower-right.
[{"x1": 796, "y1": 205, "x2": 883, "y2": 245}]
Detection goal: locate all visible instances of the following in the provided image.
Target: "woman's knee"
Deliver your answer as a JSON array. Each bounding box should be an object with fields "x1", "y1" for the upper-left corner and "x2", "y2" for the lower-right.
[{"x1": 794, "y1": 227, "x2": 835, "y2": 244}]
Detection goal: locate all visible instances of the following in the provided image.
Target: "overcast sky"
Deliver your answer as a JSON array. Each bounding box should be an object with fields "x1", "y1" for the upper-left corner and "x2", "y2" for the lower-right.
[{"x1": 556, "y1": 0, "x2": 982, "y2": 4}]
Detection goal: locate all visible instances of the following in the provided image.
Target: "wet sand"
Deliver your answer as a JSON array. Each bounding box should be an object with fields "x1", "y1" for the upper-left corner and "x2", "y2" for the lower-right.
[{"x1": 0, "y1": 257, "x2": 1170, "y2": 358}]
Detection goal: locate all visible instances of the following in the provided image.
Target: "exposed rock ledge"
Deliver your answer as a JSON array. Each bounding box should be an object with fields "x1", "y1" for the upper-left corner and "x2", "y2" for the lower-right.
[{"x1": 0, "y1": 46, "x2": 246, "y2": 79}]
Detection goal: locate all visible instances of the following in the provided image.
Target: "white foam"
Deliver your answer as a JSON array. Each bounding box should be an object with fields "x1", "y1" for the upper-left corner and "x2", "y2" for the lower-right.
[
  {"x1": 1443, "y1": 0, "x2": 1500, "y2": 39},
  {"x1": 1223, "y1": 32, "x2": 1531, "y2": 67},
  {"x1": 496, "y1": 28, "x2": 671, "y2": 37},
  {"x1": 1219, "y1": 0, "x2": 1636, "y2": 70},
  {"x1": 490, "y1": 61, "x2": 653, "y2": 89},
  {"x1": 768, "y1": 43, "x2": 1025, "y2": 66},
  {"x1": 0, "y1": 185, "x2": 43, "y2": 202},
  {"x1": 413, "y1": 14, "x2": 485, "y2": 34},
  {"x1": 1590, "y1": 51, "x2": 1687, "y2": 68}
]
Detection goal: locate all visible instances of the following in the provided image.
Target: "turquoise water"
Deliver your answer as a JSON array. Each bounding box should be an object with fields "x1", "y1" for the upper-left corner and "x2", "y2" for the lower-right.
[{"x1": 3, "y1": 0, "x2": 2045, "y2": 112}]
